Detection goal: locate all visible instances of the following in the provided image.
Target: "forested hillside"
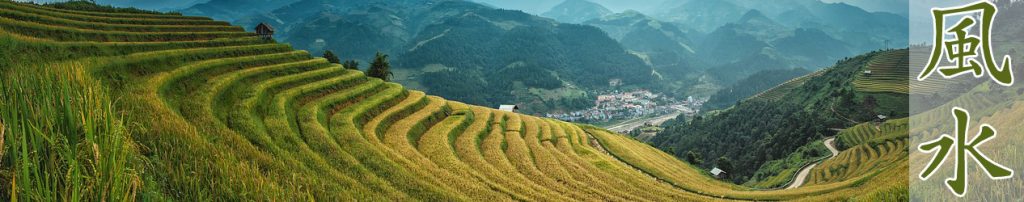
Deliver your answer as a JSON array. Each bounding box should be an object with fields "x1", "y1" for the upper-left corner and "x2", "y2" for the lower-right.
[
  {"x1": 653, "y1": 49, "x2": 909, "y2": 184},
  {"x1": 702, "y1": 68, "x2": 809, "y2": 111},
  {"x1": 211, "y1": 0, "x2": 653, "y2": 114},
  {"x1": 171, "y1": 0, "x2": 909, "y2": 113},
  {"x1": 541, "y1": 0, "x2": 611, "y2": 23}
]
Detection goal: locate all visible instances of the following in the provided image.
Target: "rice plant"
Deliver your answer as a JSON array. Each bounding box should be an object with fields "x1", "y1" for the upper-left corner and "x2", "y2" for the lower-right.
[
  {"x1": 0, "y1": 64, "x2": 139, "y2": 201},
  {"x1": 0, "y1": 1, "x2": 916, "y2": 200}
]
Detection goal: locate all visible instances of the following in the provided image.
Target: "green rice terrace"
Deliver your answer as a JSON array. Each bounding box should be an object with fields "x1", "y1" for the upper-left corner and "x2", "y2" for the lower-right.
[
  {"x1": 810, "y1": 119, "x2": 908, "y2": 187},
  {"x1": 853, "y1": 50, "x2": 909, "y2": 94},
  {"x1": 0, "y1": 1, "x2": 907, "y2": 201},
  {"x1": 747, "y1": 69, "x2": 826, "y2": 102}
]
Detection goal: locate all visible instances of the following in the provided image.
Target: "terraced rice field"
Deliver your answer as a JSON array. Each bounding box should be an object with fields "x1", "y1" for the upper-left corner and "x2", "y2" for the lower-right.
[
  {"x1": 853, "y1": 50, "x2": 910, "y2": 94},
  {"x1": 813, "y1": 119, "x2": 908, "y2": 185},
  {"x1": 0, "y1": 1, "x2": 908, "y2": 200},
  {"x1": 748, "y1": 69, "x2": 826, "y2": 101},
  {"x1": 836, "y1": 118, "x2": 908, "y2": 150},
  {"x1": 907, "y1": 47, "x2": 982, "y2": 97}
]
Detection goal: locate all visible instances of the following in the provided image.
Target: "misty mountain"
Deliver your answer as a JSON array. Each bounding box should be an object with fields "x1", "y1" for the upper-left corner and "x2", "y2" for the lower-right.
[
  {"x1": 667, "y1": 0, "x2": 904, "y2": 86},
  {"x1": 704, "y1": 50, "x2": 791, "y2": 84},
  {"x1": 179, "y1": 0, "x2": 302, "y2": 22},
  {"x1": 583, "y1": 10, "x2": 700, "y2": 80},
  {"x1": 216, "y1": 0, "x2": 652, "y2": 113},
  {"x1": 398, "y1": 4, "x2": 654, "y2": 112},
  {"x1": 701, "y1": 68, "x2": 810, "y2": 111},
  {"x1": 697, "y1": 23, "x2": 772, "y2": 67},
  {"x1": 823, "y1": 0, "x2": 909, "y2": 17},
  {"x1": 541, "y1": 0, "x2": 613, "y2": 23},
  {"x1": 655, "y1": 0, "x2": 747, "y2": 33},
  {"x1": 772, "y1": 28, "x2": 852, "y2": 68},
  {"x1": 471, "y1": 0, "x2": 668, "y2": 14},
  {"x1": 168, "y1": 0, "x2": 906, "y2": 110},
  {"x1": 654, "y1": 0, "x2": 907, "y2": 55}
]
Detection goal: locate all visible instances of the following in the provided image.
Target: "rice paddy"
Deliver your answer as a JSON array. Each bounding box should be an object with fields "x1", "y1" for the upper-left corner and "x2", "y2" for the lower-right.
[
  {"x1": 0, "y1": 1, "x2": 910, "y2": 200},
  {"x1": 853, "y1": 50, "x2": 910, "y2": 94}
]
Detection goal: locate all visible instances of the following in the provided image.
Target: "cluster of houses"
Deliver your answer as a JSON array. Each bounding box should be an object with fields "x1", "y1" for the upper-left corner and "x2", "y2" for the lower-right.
[{"x1": 545, "y1": 90, "x2": 703, "y2": 123}]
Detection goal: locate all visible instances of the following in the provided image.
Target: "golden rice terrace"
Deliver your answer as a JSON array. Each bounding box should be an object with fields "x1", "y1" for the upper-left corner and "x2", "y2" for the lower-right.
[{"x1": 0, "y1": 1, "x2": 906, "y2": 201}]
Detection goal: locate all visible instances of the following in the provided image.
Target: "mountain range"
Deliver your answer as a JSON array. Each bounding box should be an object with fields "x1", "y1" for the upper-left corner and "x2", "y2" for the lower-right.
[
  {"x1": 168, "y1": 0, "x2": 908, "y2": 113},
  {"x1": 541, "y1": 0, "x2": 612, "y2": 23},
  {"x1": 182, "y1": 0, "x2": 654, "y2": 114}
]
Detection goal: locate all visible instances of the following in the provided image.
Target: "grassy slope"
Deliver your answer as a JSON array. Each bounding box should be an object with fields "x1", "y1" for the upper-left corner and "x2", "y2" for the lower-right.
[{"x1": 0, "y1": 1, "x2": 907, "y2": 201}]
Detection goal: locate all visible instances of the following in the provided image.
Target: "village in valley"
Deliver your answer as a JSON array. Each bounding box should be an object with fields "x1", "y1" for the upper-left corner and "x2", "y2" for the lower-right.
[{"x1": 545, "y1": 89, "x2": 704, "y2": 127}]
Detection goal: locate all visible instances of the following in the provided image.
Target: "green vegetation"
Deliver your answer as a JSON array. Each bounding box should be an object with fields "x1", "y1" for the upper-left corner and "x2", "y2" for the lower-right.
[
  {"x1": 322, "y1": 50, "x2": 340, "y2": 64},
  {"x1": 807, "y1": 119, "x2": 907, "y2": 193},
  {"x1": 0, "y1": 64, "x2": 139, "y2": 201},
  {"x1": 0, "y1": 1, "x2": 909, "y2": 201},
  {"x1": 654, "y1": 50, "x2": 909, "y2": 184},
  {"x1": 852, "y1": 50, "x2": 909, "y2": 94},
  {"x1": 366, "y1": 52, "x2": 393, "y2": 81},
  {"x1": 703, "y1": 68, "x2": 810, "y2": 111},
  {"x1": 586, "y1": 126, "x2": 906, "y2": 201},
  {"x1": 744, "y1": 139, "x2": 830, "y2": 189},
  {"x1": 342, "y1": 60, "x2": 359, "y2": 70}
]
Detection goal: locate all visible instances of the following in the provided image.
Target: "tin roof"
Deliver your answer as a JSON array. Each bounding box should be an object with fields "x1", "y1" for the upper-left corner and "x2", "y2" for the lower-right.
[{"x1": 498, "y1": 105, "x2": 518, "y2": 112}]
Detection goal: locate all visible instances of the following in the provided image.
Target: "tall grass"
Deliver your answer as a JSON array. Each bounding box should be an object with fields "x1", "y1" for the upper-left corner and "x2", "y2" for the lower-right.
[
  {"x1": 0, "y1": 17, "x2": 252, "y2": 42},
  {"x1": 0, "y1": 8, "x2": 243, "y2": 33},
  {"x1": 331, "y1": 84, "x2": 466, "y2": 201},
  {"x1": 0, "y1": 2, "x2": 226, "y2": 26},
  {"x1": 0, "y1": 32, "x2": 267, "y2": 63},
  {"x1": 36, "y1": 1, "x2": 197, "y2": 19},
  {"x1": 0, "y1": 63, "x2": 139, "y2": 201}
]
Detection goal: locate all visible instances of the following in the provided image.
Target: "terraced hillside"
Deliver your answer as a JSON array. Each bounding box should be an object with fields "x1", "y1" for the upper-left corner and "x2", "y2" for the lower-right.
[
  {"x1": 747, "y1": 69, "x2": 826, "y2": 101},
  {"x1": 0, "y1": 1, "x2": 907, "y2": 201},
  {"x1": 805, "y1": 122, "x2": 908, "y2": 201},
  {"x1": 809, "y1": 119, "x2": 908, "y2": 187},
  {"x1": 852, "y1": 50, "x2": 909, "y2": 94}
]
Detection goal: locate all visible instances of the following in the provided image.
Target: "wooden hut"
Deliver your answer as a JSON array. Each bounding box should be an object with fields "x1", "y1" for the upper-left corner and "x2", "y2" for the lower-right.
[{"x1": 255, "y1": 22, "x2": 274, "y2": 40}]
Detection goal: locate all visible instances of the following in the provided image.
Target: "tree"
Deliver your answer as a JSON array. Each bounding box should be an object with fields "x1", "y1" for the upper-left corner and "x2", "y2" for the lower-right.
[
  {"x1": 323, "y1": 50, "x2": 340, "y2": 64},
  {"x1": 342, "y1": 60, "x2": 359, "y2": 70},
  {"x1": 367, "y1": 52, "x2": 393, "y2": 81},
  {"x1": 862, "y1": 95, "x2": 877, "y2": 114},
  {"x1": 685, "y1": 150, "x2": 704, "y2": 165},
  {"x1": 716, "y1": 156, "x2": 733, "y2": 174}
]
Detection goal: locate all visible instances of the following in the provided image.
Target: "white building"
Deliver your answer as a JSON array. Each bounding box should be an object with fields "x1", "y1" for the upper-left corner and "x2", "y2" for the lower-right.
[
  {"x1": 710, "y1": 167, "x2": 727, "y2": 178},
  {"x1": 498, "y1": 105, "x2": 518, "y2": 112}
]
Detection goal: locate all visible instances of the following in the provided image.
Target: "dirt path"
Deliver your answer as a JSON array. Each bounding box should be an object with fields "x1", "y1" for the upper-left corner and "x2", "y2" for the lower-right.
[
  {"x1": 785, "y1": 137, "x2": 838, "y2": 189},
  {"x1": 830, "y1": 101, "x2": 858, "y2": 124}
]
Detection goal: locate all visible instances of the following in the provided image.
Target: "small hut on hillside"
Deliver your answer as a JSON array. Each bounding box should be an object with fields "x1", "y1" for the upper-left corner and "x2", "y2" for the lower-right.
[
  {"x1": 710, "y1": 167, "x2": 727, "y2": 179},
  {"x1": 255, "y1": 22, "x2": 274, "y2": 40},
  {"x1": 498, "y1": 105, "x2": 519, "y2": 112}
]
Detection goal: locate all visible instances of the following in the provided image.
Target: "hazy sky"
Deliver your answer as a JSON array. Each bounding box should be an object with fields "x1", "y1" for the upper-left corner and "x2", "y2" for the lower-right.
[
  {"x1": 15, "y1": 0, "x2": 206, "y2": 11},
  {"x1": 18, "y1": 0, "x2": 912, "y2": 14},
  {"x1": 473, "y1": 0, "x2": 669, "y2": 14},
  {"x1": 474, "y1": 0, "x2": 909, "y2": 15}
]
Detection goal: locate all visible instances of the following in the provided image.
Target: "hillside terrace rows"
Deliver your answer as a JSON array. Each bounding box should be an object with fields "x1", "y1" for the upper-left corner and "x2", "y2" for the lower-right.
[{"x1": 0, "y1": 1, "x2": 908, "y2": 201}]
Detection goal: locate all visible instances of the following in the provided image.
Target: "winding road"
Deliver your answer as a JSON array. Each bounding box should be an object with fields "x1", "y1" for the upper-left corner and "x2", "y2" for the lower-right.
[{"x1": 785, "y1": 137, "x2": 839, "y2": 189}]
